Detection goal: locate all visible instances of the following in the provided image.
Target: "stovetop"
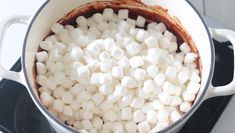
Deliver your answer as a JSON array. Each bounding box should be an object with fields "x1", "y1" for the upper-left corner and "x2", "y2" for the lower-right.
[{"x1": 0, "y1": 40, "x2": 233, "y2": 133}]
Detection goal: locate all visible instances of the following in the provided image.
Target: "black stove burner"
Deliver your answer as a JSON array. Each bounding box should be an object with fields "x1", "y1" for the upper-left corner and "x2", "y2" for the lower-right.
[{"x1": 0, "y1": 40, "x2": 233, "y2": 133}]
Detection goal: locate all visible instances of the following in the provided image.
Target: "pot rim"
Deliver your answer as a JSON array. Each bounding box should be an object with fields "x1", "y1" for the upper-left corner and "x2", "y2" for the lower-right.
[{"x1": 22, "y1": 0, "x2": 215, "y2": 132}]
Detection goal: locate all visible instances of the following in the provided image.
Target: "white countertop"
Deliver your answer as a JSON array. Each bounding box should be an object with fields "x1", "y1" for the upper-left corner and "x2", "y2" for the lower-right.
[{"x1": 0, "y1": 0, "x2": 235, "y2": 133}]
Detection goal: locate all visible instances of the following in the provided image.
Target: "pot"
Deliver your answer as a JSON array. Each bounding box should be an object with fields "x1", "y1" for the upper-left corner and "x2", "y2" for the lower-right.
[{"x1": 1, "y1": 0, "x2": 235, "y2": 133}]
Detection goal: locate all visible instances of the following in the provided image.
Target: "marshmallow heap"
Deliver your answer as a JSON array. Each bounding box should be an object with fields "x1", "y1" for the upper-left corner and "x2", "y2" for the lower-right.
[{"x1": 36, "y1": 8, "x2": 201, "y2": 133}]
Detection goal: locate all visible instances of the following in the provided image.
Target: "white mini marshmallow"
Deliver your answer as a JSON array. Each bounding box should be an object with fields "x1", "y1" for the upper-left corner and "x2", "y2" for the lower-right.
[
  {"x1": 81, "y1": 119, "x2": 93, "y2": 130},
  {"x1": 165, "y1": 66, "x2": 178, "y2": 78},
  {"x1": 121, "y1": 107, "x2": 132, "y2": 120},
  {"x1": 87, "y1": 41, "x2": 101, "y2": 56},
  {"x1": 53, "y1": 87, "x2": 65, "y2": 99},
  {"x1": 154, "y1": 23, "x2": 167, "y2": 33},
  {"x1": 81, "y1": 101, "x2": 95, "y2": 111},
  {"x1": 40, "y1": 92, "x2": 53, "y2": 107},
  {"x1": 112, "y1": 122, "x2": 124, "y2": 133},
  {"x1": 134, "y1": 68, "x2": 146, "y2": 81},
  {"x1": 61, "y1": 92, "x2": 73, "y2": 104},
  {"x1": 90, "y1": 73, "x2": 101, "y2": 86},
  {"x1": 136, "y1": 15, "x2": 146, "y2": 27},
  {"x1": 136, "y1": 29, "x2": 148, "y2": 43},
  {"x1": 164, "y1": 30, "x2": 175, "y2": 42},
  {"x1": 36, "y1": 75, "x2": 48, "y2": 86},
  {"x1": 87, "y1": 59, "x2": 99, "y2": 72},
  {"x1": 180, "y1": 102, "x2": 192, "y2": 112},
  {"x1": 59, "y1": 30, "x2": 72, "y2": 44},
  {"x1": 78, "y1": 91, "x2": 91, "y2": 103},
  {"x1": 49, "y1": 48, "x2": 60, "y2": 61},
  {"x1": 130, "y1": 97, "x2": 144, "y2": 108},
  {"x1": 147, "y1": 22, "x2": 157, "y2": 30},
  {"x1": 77, "y1": 66, "x2": 90, "y2": 83},
  {"x1": 162, "y1": 81, "x2": 176, "y2": 95},
  {"x1": 45, "y1": 35, "x2": 57, "y2": 43},
  {"x1": 118, "y1": 9, "x2": 129, "y2": 20},
  {"x1": 144, "y1": 36, "x2": 159, "y2": 48},
  {"x1": 129, "y1": 28, "x2": 138, "y2": 37},
  {"x1": 100, "y1": 100, "x2": 113, "y2": 112},
  {"x1": 92, "y1": 92, "x2": 104, "y2": 105},
  {"x1": 137, "y1": 121, "x2": 151, "y2": 133},
  {"x1": 146, "y1": 48, "x2": 162, "y2": 65},
  {"x1": 170, "y1": 96, "x2": 182, "y2": 106},
  {"x1": 36, "y1": 62, "x2": 46, "y2": 74},
  {"x1": 147, "y1": 65, "x2": 159, "y2": 78},
  {"x1": 40, "y1": 41, "x2": 53, "y2": 51},
  {"x1": 107, "y1": 91, "x2": 120, "y2": 103},
  {"x1": 89, "y1": 128, "x2": 97, "y2": 133},
  {"x1": 104, "y1": 38, "x2": 116, "y2": 52},
  {"x1": 118, "y1": 57, "x2": 129, "y2": 68},
  {"x1": 118, "y1": 20, "x2": 130, "y2": 32},
  {"x1": 182, "y1": 91, "x2": 196, "y2": 102},
  {"x1": 121, "y1": 76, "x2": 137, "y2": 89},
  {"x1": 186, "y1": 81, "x2": 201, "y2": 94},
  {"x1": 63, "y1": 105, "x2": 73, "y2": 117},
  {"x1": 129, "y1": 56, "x2": 144, "y2": 68},
  {"x1": 157, "y1": 109, "x2": 169, "y2": 122},
  {"x1": 36, "y1": 51, "x2": 48, "y2": 62},
  {"x1": 71, "y1": 99, "x2": 81, "y2": 111},
  {"x1": 146, "y1": 110, "x2": 158, "y2": 124},
  {"x1": 178, "y1": 70, "x2": 189, "y2": 84},
  {"x1": 92, "y1": 117, "x2": 103, "y2": 130},
  {"x1": 80, "y1": 110, "x2": 93, "y2": 120},
  {"x1": 119, "y1": 94, "x2": 133, "y2": 107},
  {"x1": 152, "y1": 122, "x2": 169, "y2": 132},
  {"x1": 158, "y1": 92, "x2": 172, "y2": 105},
  {"x1": 170, "y1": 110, "x2": 182, "y2": 122},
  {"x1": 92, "y1": 13, "x2": 104, "y2": 23},
  {"x1": 152, "y1": 99, "x2": 164, "y2": 110},
  {"x1": 99, "y1": 51, "x2": 111, "y2": 61},
  {"x1": 190, "y1": 72, "x2": 201, "y2": 83},
  {"x1": 76, "y1": 16, "x2": 87, "y2": 27},
  {"x1": 184, "y1": 52, "x2": 197, "y2": 64},
  {"x1": 77, "y1": 35, "x2": 90, "y2": 47},
  {"x1": 51, "y1": 23, "x2": 64, "y2": 34},
  {"x1": 103, "y1": 110, "x2": 117, "y2": 122},
  {"x1": 126, "y1": 41, "x2": 141, "y2": 56},
  {"x1": 154, "y1": 73, "x2": 166, "y2": 86},
  {"x1": 133, "y1": 110, "x2": 145, "y2": 122},
  {"x1": 97, "y1": 22, "x2": 109, "y2": 31},
  {"x1": 143, "y1": 79, "x2": 156, "y2": 93},
  {"x1": 70, "y1": 47, "x2": 83, "y2": 61},
  {"x1": 99, "y1": 84, "x2": 113, "y2": 95},
  {"x1": 127, "y1": 18, "x2": 136, "y2": 26},
  {"x1": 115, "y1": 85, "x2": 128, "y2": 96},
  {"x1": 38, "y1": 87, "x2": 51, "y2": 95},
  {"x1": 103, "y1": 8, "x2": 114, "y2": 20},
  {"x1": 99, "y1": 73, "x2": 113, "y2": 85},
  {"x1": 112, "y1": 66, "x2": 124, "y2": 78},
  {"x1": 125, "y1": 122, "x2": 137, "y2": 133},
  {"x1": 180, "y1": 42, "x2": 191, "y2": 54},
  {"x1": 111, "y1": 47, "x2": 124, "y2": 60}
]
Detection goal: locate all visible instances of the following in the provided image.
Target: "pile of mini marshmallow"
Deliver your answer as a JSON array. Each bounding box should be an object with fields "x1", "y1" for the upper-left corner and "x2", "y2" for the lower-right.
[{"x1": 36, "y1": 8, "x2": 201, "y2": 133}]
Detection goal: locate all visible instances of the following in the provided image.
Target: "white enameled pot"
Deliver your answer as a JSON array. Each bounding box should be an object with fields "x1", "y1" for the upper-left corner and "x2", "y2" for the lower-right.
[{"x1": 1, "y1": 0, "x2": 235, "y2": 133}]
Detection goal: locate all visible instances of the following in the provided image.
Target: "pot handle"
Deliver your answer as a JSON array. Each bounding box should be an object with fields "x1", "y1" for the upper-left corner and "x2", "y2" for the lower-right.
[
  {"x1": 0, "y1": 15, "x2": 30, "y2": 85},
  {"x1": 206, "y1": 28, "x2": 235, "y2": 99}
]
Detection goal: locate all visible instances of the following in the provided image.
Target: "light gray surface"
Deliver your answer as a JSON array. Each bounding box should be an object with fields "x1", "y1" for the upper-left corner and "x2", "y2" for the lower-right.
[
  {"x1": 190, "y1": 0, "x2": 235, "y2": 30},
  {"x1": 0, "y1": 1, "x2": 235, "y2": 133},
  {"x1": 205, "y1": 0, "x2": 235, "y2": 30},
  {"x1": 189, "y1": 0, "x2": 204, "y2": 14}
]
